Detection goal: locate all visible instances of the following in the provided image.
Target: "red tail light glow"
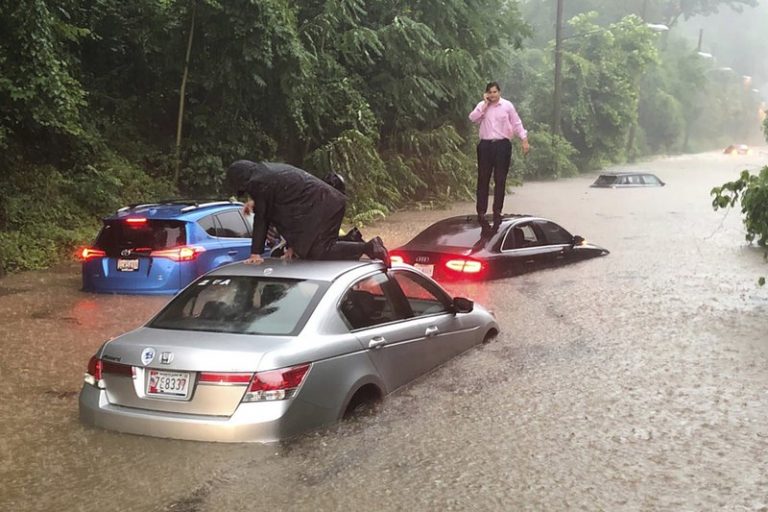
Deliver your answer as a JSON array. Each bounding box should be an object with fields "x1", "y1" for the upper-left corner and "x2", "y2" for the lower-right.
[
  {"x1": 84, "y1": 357, "x2": 134, "y2": 387},
  {"x1": 199, "y1": 372, "x2": 253, "y2": 384},
  {"x1": 390, "y1": 254, "x2": 404, "y2": 265},
  {"x1": 125, "y1": 217, "x2": 148, "y2": 224},
  {"x1": 78, "y1": 247, "x2": 106, "y2": 261},
  {"x1": 84, "y1": 356, "x2": 104, "y2": 387},
  {"x1": 445, "y1": 258, "x2": 483, "y2": 274},
  {"x1": 150, "y1": 245, "x2": 206, "y2": 262},
  {"x1": 242, "y1": 363, "x2": 311, "y2": 402}
]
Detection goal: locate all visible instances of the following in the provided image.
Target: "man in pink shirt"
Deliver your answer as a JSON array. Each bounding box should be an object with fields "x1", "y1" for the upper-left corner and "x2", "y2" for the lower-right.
[{"x1": 468, "y1": 81, "x2": 530, "y2": 227}]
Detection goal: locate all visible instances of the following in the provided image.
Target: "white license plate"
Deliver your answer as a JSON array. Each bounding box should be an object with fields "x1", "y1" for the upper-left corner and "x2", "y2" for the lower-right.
[
  {"x1": 414, "y1": 263, "x2": 434, "y2": 277},
  {"x1": 117, "y1": 258, "x2": 140, "y2": 272},
  {"x1": 147, "y1": 370, "x2": 191, "y2": 398}
]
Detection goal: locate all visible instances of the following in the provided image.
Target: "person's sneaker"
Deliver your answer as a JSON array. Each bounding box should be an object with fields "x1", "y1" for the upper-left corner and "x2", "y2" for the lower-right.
[{"x1": 370, "y1": 236, "x2": 391, "y2": 267}]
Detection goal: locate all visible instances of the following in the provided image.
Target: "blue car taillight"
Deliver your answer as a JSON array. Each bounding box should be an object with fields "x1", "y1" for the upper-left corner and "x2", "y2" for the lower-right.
[{"x1": 150, "y1": 245, "x2": 206, "y2": 262}]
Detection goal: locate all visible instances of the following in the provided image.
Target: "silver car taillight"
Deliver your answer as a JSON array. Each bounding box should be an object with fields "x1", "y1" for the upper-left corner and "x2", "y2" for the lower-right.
[
  {"x1": 84, "y1": 356, "x2": 104, "y2": 388},
  {"x1": 242, "y1": 363, "x2": 311, "y2": 402},
  {"x1": 84, "y1": 357, "x2": 134, "y2": 388}
]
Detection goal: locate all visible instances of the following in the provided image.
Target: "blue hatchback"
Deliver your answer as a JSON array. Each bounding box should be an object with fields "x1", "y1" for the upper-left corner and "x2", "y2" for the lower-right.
[{"x1": 81, "y1": 200, "x2": 261, "y2": 295}]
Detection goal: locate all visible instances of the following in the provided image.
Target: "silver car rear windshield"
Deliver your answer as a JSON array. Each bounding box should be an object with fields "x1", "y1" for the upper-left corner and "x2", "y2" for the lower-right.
[{"x1": 149, "y1": 276, "x2": 328, "y2": 336}]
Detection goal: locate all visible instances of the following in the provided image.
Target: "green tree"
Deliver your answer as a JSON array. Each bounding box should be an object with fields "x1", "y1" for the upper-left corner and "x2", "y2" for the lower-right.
[
  {"x1": 558, "y1": 13, "x2": 658, "y2": 169},
  {"x1": 0, "y1": 0, "x2": 88, "y2": 154}
]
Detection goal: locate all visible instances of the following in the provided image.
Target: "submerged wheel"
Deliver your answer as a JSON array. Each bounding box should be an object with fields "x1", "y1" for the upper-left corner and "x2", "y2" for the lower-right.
[
  {"x1": 482, "y1": 329, "x2": 498, "y2": 344},
  {"x1": 343, "y1": 384, "x2": 383, "y2": 419}
]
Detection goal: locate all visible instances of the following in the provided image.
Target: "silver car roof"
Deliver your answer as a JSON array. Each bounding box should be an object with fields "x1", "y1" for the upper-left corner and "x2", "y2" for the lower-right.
[{"x1": 206, "y1": 258, "x2": 386, "y2": 282}]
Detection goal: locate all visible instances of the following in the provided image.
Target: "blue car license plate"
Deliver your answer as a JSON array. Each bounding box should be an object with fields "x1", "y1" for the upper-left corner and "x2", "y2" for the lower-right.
[{"x1": 117, "y1": 258, "x2": 139, "y2": 272}]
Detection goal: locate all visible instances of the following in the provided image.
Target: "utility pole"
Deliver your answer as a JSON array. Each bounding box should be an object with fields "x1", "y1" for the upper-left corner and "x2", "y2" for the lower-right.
[{"x1": 552, "y1": 0, "x2": 564, "y2": 136}]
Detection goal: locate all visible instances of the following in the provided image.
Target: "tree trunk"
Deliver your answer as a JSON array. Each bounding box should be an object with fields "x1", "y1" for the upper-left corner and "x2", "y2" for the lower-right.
[
  {"x1": 552, "y1": 0, "x2": 564, "y2": 137},
  {"x1": 174, "y1": 1, "x2": 196, "y2": 186}
]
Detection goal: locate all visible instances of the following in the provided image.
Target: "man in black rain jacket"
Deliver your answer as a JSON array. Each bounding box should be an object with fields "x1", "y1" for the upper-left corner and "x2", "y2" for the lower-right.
[{"x1": 226, "y1": 160, "x2": 390, "y2": 266}]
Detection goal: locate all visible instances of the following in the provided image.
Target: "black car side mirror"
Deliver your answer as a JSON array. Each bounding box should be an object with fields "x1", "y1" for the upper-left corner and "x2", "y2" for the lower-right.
[
  {"x1": 572, "y1": 235, "x2": 585, "y2": 246},
  {"x1": 451, "y1": 297, "x2": 474, "y2": 314}
]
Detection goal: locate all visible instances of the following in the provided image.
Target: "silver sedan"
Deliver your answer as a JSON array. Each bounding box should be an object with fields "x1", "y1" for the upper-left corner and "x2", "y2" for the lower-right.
[{"x1": 79, "y1": 258, "x2": 499, "y2": 442}]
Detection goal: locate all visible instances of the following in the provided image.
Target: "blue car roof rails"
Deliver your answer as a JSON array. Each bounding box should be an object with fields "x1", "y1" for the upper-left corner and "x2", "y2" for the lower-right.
[
  {"x1": 116, "y1": 198, "x2": 241, "y2": 213},
  {"x1": 180, "y1": 200, "x2": 241, "y2": 212}
]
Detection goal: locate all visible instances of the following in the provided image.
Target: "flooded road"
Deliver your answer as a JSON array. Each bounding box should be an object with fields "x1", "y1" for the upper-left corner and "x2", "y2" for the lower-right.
[{"x1": 1, "y1": 150, "x2": 767, "y2": 511}]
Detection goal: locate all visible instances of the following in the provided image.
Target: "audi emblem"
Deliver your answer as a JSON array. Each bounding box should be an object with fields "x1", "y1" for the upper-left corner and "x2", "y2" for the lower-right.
[{"x1": 415, "y1": 256, "x2": 430, "y2": 263}]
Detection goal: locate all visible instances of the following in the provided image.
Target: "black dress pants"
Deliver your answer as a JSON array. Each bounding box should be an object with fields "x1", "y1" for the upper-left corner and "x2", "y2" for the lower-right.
[
  {"x1": 476, "y1": 138, "x2": 512, "y2": 219},
  {"x1": 305, "y1": 203, "x2": 366, "y2": 260}
]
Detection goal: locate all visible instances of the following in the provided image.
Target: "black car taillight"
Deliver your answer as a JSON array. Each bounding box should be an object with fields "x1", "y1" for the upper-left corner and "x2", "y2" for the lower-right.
[{"x1": 444, "y1": 258, "x2": 484, "y2": 274}]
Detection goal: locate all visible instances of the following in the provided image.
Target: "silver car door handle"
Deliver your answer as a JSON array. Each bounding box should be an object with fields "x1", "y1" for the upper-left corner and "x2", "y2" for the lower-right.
[
  {"x1": 368, "y1": 337, "x2": 387, "y2": 349},
  {"x1": 525, "y1": 259, "x2": 535, "y2": 264},
  {"x1": 425, "y1": 326, "x2": 439, "y2": 337},
  {"x1": 228, "y1": 250, "x2": 238, "y2": 255}
]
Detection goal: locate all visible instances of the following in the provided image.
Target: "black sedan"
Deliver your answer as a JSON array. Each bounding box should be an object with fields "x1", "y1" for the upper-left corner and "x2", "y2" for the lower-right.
[{"x1": 390, "y1": 214, "x2": 609, "y2": 281}]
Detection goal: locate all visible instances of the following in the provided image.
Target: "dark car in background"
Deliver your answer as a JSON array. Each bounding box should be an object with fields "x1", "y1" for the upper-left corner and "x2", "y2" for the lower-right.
[
  {"x1": 390, "y1": 214, "x2": 609, "y2": 281},
  {"x1": 80, "y1": 200, "x2": 262, "y2": 295},
  {"x1": 590, "y1": 171, "x2": 665, "y2": 188}
]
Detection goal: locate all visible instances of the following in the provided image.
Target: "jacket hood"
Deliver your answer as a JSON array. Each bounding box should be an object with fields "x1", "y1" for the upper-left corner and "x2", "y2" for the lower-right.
[{"x1": 226, "y1": 160, "x2": 269, "y2": 195}]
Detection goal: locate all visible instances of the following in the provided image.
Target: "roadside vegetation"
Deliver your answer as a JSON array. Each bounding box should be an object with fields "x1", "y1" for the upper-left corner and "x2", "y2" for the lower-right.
[
  {"x1": 0, "y1": 0, "x2": 762, "y2": 274},
  {"x1": 711, "y1": 114, "x2": 768, "y2": 285}
]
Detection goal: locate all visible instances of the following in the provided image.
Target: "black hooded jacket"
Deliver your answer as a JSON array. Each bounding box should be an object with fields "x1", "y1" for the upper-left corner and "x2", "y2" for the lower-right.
[{"x1": 226, "y1": 160, "x2": 347, "y2": 258}]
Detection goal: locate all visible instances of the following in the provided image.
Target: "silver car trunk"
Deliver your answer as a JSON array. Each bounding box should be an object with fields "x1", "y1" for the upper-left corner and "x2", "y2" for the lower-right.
[{"x1": 99, "y1": 327, "x2": 286, "y2": 416}]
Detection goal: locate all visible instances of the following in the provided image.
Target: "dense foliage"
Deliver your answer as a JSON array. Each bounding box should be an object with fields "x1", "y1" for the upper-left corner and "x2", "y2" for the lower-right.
[
  {"x1": 0, "y1": 0, "x2": 530, "y2": 273},
  {"x1": 710, "y1": 108, "x2": 768, "y2": 285},
  {"x1": 711, "y1": 166, "x2": 768, "y2": 285},
  {"x1": 1, "y1": 0, "x2": 764, "y2": 274}
]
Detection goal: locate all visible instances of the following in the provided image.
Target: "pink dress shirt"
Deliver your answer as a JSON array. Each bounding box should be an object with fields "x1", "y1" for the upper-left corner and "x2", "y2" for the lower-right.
[{"x1": 468, "y1": 98, "x2": 528, "y2": 141}]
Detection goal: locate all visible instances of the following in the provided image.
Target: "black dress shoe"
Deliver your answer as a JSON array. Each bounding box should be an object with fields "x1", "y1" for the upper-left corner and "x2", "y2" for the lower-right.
[{"x1": 370, "y1": 236, "x2": 391, "y2": 267}]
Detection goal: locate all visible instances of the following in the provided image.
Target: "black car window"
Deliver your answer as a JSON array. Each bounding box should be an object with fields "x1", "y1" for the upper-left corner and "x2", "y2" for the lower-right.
[
  {"x1": 407, "y1": 220, "x2": 487, "y2": 247},
  {"x1": 626, "y1": 174, "x2": 642, "y2": 185},
  {"x1": 502, "y1": 222, "x2": 540, "y2": 250},
  {"x1": 390, "y1": 270, "x2": 450, "y2": 317},
  {"x1": 535, "y1": 220, "x2": 572, "y2": 245},
  {"x1": 618, "y1": 176, "x2": 629, "y2": 185},
  {"x1": 339, "y1": 273, "x2": 401, "y2": 330},
  {"x1": 197, "y1": 215, "x2": 218, "y2": 237},
  {"x1": 94, "y1": 220, "x2": 186, "y2": 255},
  {"x1": 215, "y1": 210, "x2": 250, "y2": 238},
  {"x1": 641, "y1": 174, "x2": 659, "y2": 185},
  {"x1": 594, "y1": 175, "x2": 617, "y2": 186}
]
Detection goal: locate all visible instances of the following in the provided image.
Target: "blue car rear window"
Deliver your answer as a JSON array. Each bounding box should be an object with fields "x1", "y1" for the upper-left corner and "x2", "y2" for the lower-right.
[
  {"x1": 149, "y1": 276, "x2": 327, "y2": 336},
  {"x1": 95, "y1": 220, "x2": 186, "y2": 255}
]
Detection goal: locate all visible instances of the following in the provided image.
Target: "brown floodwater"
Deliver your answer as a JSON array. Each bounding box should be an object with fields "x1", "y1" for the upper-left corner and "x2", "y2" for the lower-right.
[{"x1": 1, "y1": 150, "x2": 766, "y2": 511}]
